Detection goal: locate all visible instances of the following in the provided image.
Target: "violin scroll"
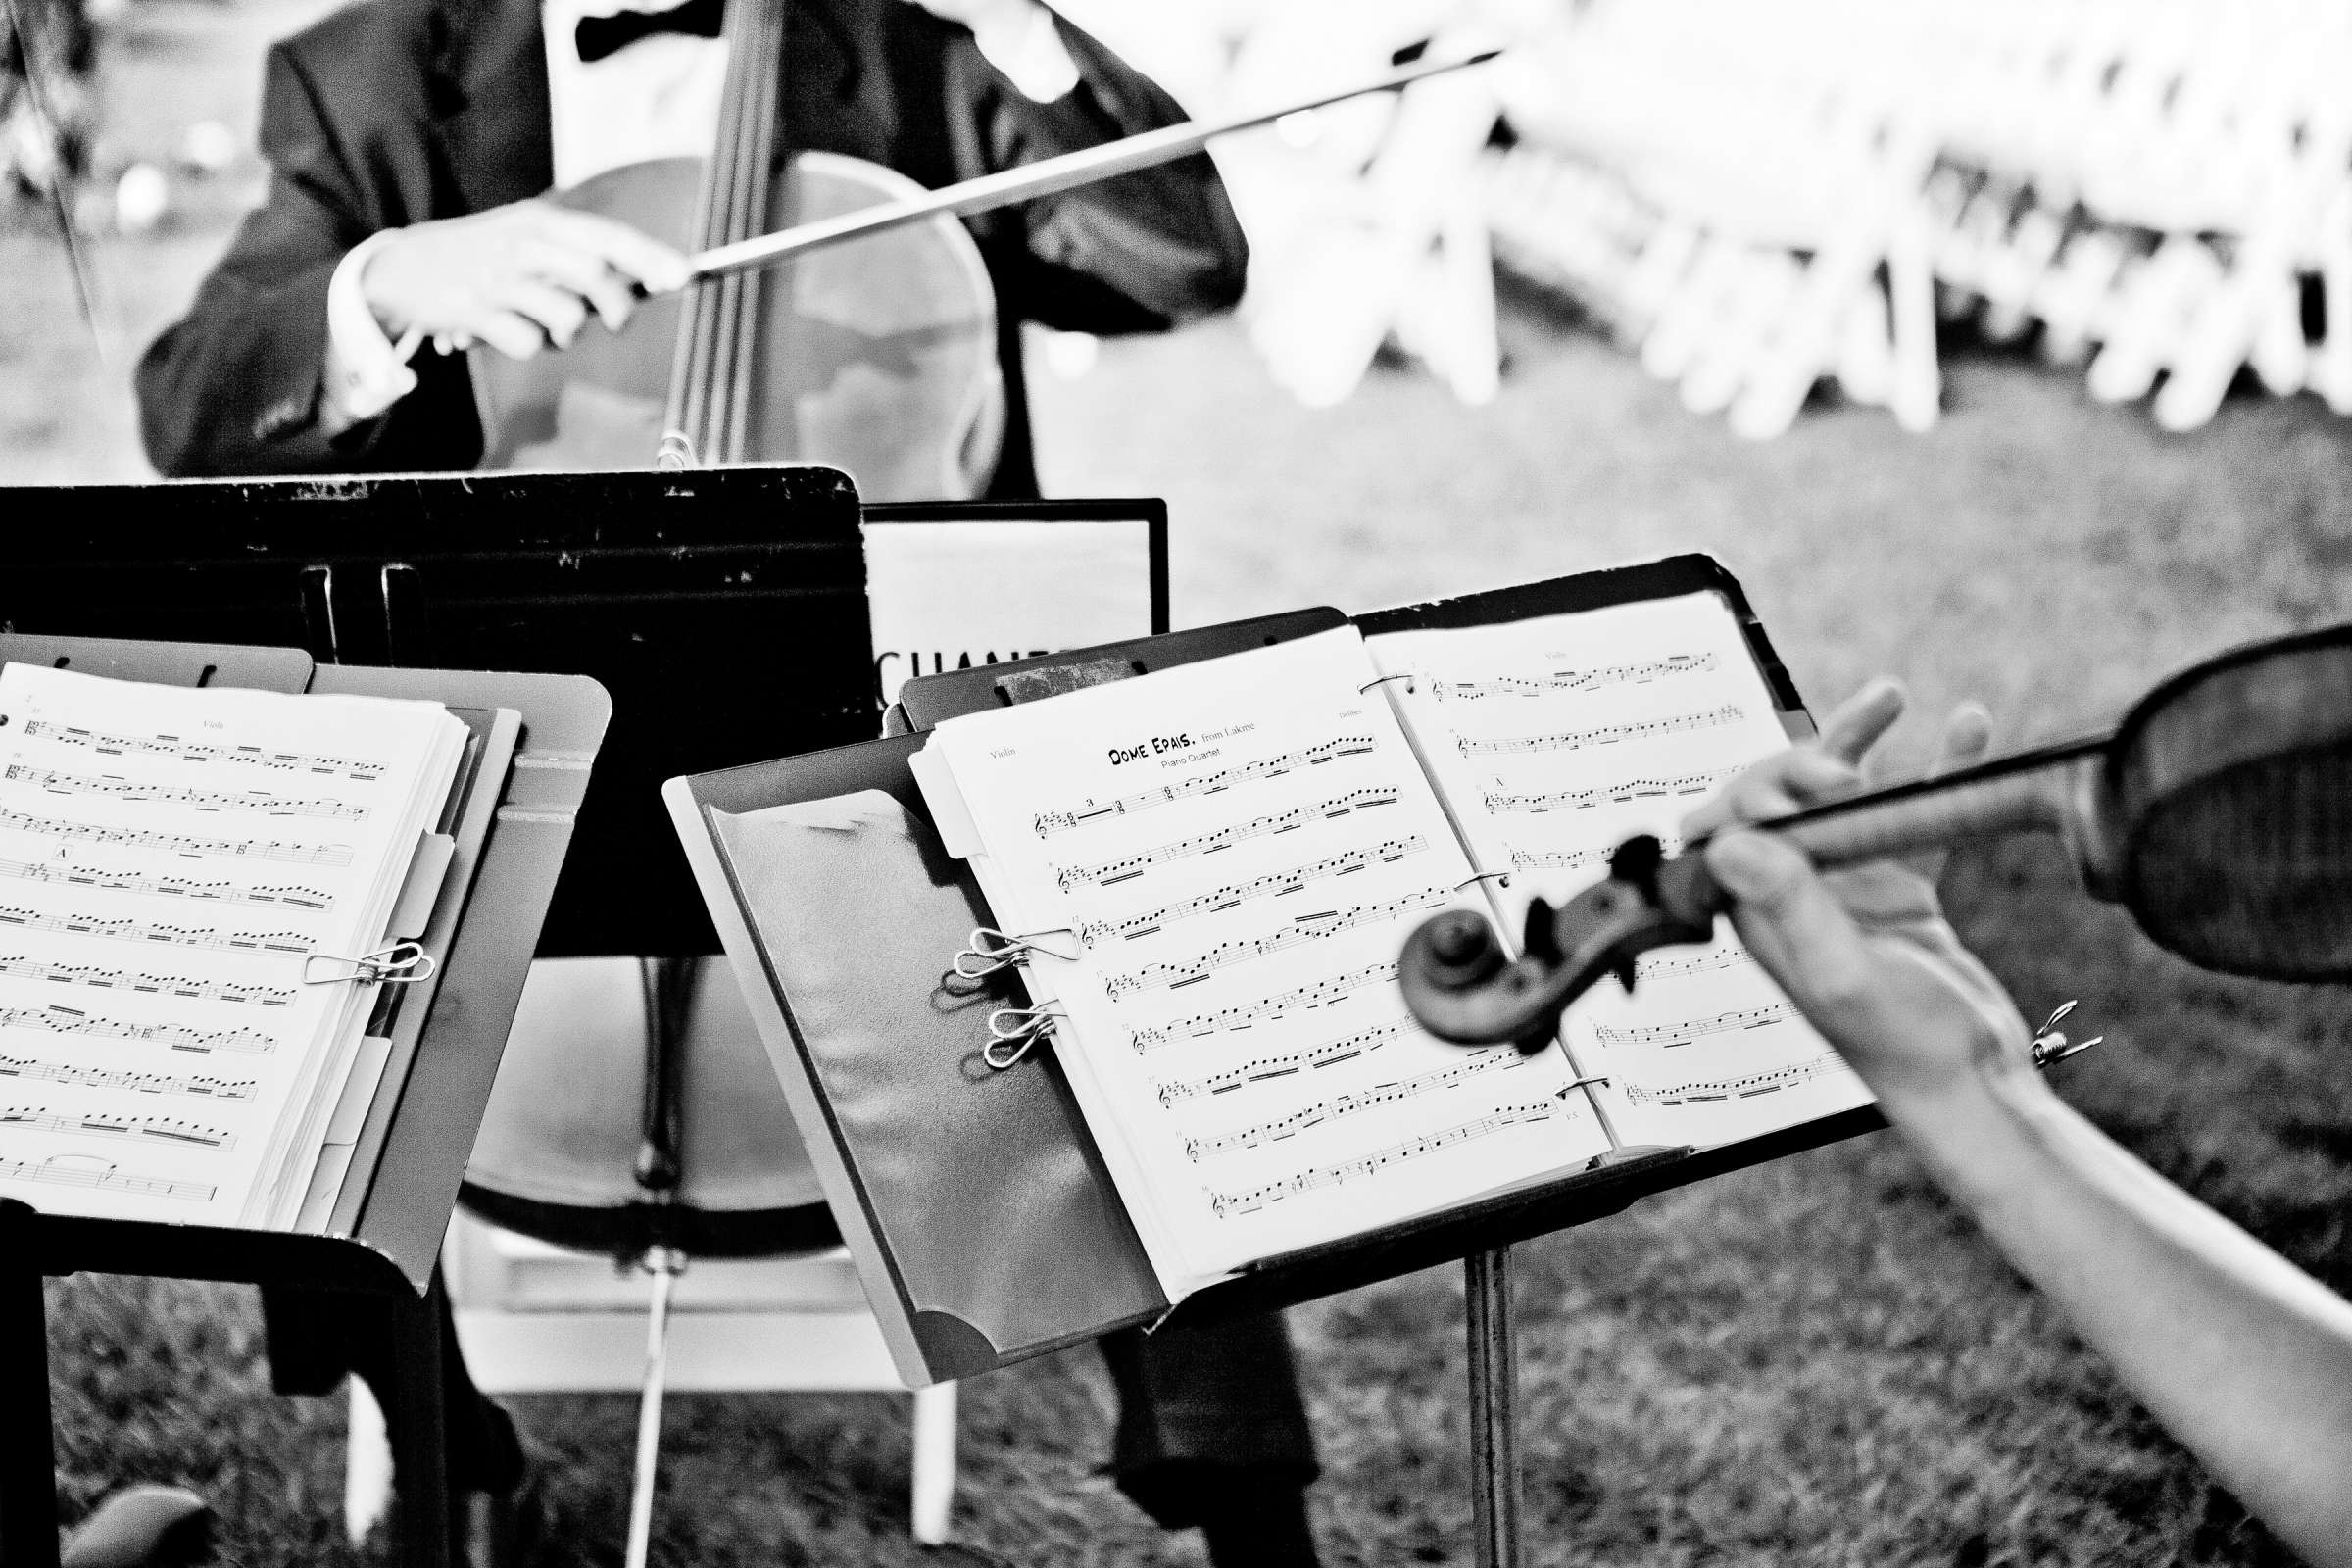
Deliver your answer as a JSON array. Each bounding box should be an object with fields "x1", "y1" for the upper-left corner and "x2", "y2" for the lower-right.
[{"x1": 1400, "y1": 834, "x2": 1722, "y2": 1050}]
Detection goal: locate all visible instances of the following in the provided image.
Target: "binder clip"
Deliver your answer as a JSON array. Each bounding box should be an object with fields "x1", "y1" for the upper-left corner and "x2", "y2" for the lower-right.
[
  {"x1": 303, "y1": 941, "x2": 437, "y2": 987},
  {"x1": 2029, "y1": 1001, "x2": 2101, "y2": 1068},
  {"x1": 984, "y1": 1004, "x2": 1064, "y2": 1070},
  {"x1": 947, "y1": 926, "x2": 1079, "y2": 985}
]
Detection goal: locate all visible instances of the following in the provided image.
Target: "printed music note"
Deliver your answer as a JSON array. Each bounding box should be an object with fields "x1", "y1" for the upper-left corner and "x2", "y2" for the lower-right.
[
  {"x1": 1507, "y1": 834, "x2": 1683, "y2": 875},
  {"x1": 1103, "y1": 888, "x2": 1452, "y2": 1000},
  {"x1": 0, "y1": 1104, "x2": 237, "y2": 1149},
  {"x1": 1634, "y1": 947, "x2": 1755, "y2": 981},
  {"x1": 1482, "y1": 769, "x2": 1731, "y2": 815},
  {"x1": 0, "y1": 1054, "x2": 257, "y2": 1102},
  {"x1": 0, "y1": 857, "x2": 335, "y2": 912},
  {"x1": 3, "y1": 764, "x2": 368, "y2": 821},
  {"x1": 1592, "y1": 1003, "x2": 1796, "y2": 1050},
  {"x1": 0, "y1": 804, "x2": 354, "y2": 867},
  {"x1": 0, "y1": 905, "x2": 313, "y2": 956},
  {"x1": 1206, "y1": 1102, "x2": 1562, "y2": 1217},
  {"x1": 1032, "y1": 736, "x2": 1379, "y2": 837},
  {"x1": 1128, "y1": 961, "x2": 1400, "y2": 1053},
  {"x1": 18, "y1": 720, "x2": 384, "y2": 782},
  {"x1": 1430, "y1": 652, "x2": 1721, "y2": 702},
  {"x1": 0, "y1": 1154, "x2": 214, "y2": 1203},
  {"x1": 0, "y1": 1002, "x2": 274, "y2": 1055},
  {"x1": 1620, "y1": 1052, "x2": 1844, "y2": 1107},
  {"x1": 1184, "y1": 1049, "x2": 1528, "y2": 1160},
  {"x1": 1056, "y1": 788, "x2": 1403, "y2": 892},
  {"x1": 1079, "y1": 837, "x2": 1427, "y2": 946},
  {"x1": 1154, "y1": 1017, "x2": 1412, "y2": 1102},
  {"x1": 1455, "y1": 704, "x2": 1741, "y2": 759},
  {"x1": 0, "y1": 953, "x2": 295, "y2": 1007}
]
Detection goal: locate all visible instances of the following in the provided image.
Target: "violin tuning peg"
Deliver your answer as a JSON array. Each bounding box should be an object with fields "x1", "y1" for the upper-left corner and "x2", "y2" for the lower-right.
[
  {"x1": 1613, "y1": 956, "x2": 1639, "y2": 994},
  {"x1": 1521, "y1": 896, "x2": 1562, "y2": 965}
]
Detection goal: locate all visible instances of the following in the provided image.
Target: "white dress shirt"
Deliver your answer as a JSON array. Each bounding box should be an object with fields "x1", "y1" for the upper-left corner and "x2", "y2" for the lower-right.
[{"x1": 321, "y1": 0, "x2": 1078, "y2": 431}]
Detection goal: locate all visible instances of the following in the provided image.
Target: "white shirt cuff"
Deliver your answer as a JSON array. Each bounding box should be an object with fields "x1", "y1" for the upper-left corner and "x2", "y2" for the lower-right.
[
  {"x1": 970, "y1": 1, "x2": 1079, "y2": 105},
  {"x1": 321, "y1": 229, "x2": 421, "y2": 433}
]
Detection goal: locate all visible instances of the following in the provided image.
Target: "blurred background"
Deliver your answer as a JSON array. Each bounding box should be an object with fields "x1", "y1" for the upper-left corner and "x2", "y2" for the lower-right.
[{"x1": 9, "y1": 0, "x2": 2352, "y2": 1563}]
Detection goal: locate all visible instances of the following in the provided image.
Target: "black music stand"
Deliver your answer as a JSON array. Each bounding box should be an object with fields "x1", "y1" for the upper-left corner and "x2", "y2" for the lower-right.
[
  {"x1": 0, "y1": 634, "x2": 609, "y2": 1568},
  {"x1": 0, "y1": 466, "x2": 871, "y2": 1567}
]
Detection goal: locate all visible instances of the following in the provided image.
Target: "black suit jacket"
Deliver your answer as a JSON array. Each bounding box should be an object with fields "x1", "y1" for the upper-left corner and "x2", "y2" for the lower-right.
[{"x1": 136, "y1": 0, "x2": 1247, "y2": 492}]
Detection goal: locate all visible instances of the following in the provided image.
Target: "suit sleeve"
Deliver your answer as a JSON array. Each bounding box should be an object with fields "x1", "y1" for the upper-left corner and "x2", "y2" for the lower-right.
[
  {"x1": 944, "y1": 13, "x2": 1249, "y2": 334},
  {"x1": 135, "y1": 37, "x2": 474, "y2": 476}
]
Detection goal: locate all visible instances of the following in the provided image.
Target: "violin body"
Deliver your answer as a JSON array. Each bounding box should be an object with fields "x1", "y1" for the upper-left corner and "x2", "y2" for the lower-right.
[{"x1": 471, "y1": 151, "x2": 1005, "y2": 499}]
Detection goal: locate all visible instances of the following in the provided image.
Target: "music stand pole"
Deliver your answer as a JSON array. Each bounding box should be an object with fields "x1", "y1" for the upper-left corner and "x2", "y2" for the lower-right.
[
  {"x1": 1466, "y1": 1246, "x2": 1521, "y2": 1568},
  {"x1": 0, "y1": 1200, "x2": 60, "y2": 1568}
]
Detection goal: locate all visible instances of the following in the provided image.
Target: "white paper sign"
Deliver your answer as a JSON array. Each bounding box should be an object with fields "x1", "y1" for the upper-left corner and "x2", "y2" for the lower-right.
[{"x1": 862, "y1": 517, "x2": 1158, "y2": 709}]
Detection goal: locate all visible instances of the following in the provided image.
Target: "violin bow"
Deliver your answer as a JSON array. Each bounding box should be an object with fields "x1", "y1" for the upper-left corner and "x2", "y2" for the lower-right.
[
  {"x1": 681, "y1": 47, "x2": 1503, "y2": 286},
  {"x1": 1, "y1": 0, "x2": 101, "y2": 351}
]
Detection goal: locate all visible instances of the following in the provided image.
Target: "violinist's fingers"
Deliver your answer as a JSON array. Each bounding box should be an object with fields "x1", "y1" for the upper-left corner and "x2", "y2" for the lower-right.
[
  {"x1": 1817, "y1": 677, "x2": 1907, "y2": 768},
  {"x1": 496, "y1": 278, "x2": 591, "y2": 351},
  {"x1": 1684, "y1": 747, "x2": 1862, "y2": 841},
  {"x1": 1904, "y1": 701, "x2": 1996, "y2": 883}
]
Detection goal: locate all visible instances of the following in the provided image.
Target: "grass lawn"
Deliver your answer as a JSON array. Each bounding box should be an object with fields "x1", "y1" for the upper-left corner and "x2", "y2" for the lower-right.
[{"x1": 9, "y1": 3, "x2": 2352, "y2": 1564}]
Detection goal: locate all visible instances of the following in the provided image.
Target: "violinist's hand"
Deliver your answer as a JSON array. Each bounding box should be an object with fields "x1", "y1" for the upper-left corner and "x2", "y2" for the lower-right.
[
  {"x1": 892, "y1": 0, "x2": 1035, "y2": 27},
  {"x1": 358, "y1": 200, "x2": 692, "y2": 361},
  {"x1": 1684, "y1": 681, "x2": 2034, "y2": 1111}
]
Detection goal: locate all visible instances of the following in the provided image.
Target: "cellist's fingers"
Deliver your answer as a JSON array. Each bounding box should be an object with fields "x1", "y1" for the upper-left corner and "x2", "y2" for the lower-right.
[
  {"x1": 521, "y1": 240, "x2": 640, "y2": 334},
  {"x1": 493, "y1": 278, "x2": 592, "y2": 351},
  {"x1": 535, "y1": 206, "x2": 692, "y2": 295}
]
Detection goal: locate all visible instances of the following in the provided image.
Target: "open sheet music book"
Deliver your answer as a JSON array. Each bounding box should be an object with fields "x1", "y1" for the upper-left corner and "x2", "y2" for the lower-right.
[
  {"x1": 912, "y1": 590, "x2": 1872, "y2": 1302},
  {"x1": 0, "y1": 664, "x2": 469, "y2": 1230}
]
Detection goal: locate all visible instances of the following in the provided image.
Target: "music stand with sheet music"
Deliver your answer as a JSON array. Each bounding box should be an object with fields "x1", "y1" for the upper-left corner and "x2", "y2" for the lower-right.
[
  {"x1": 669, "y1": 554, "x2": 1896, "y2": 1568},
  {"x1": 0, "y1": 632, "x2": 609, "y2": 1568}
]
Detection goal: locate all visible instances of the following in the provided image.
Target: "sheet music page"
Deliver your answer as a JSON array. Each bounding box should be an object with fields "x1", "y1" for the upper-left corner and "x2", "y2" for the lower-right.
[
  {"x1": 922, "y1": 628, "x2": 1612, "y2": 1294},
  {"x1": 1367, "y1": 591, "x2": 1875, "y2": 1149},
  {"x1": 0, "y1": 665, "x2": 465, "y2": 1227}
]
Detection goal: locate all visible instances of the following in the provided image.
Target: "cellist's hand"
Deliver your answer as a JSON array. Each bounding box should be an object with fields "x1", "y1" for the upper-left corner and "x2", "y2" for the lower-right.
[{"x1": 358, "y1": 200, "x2": 692, "y2": 361}]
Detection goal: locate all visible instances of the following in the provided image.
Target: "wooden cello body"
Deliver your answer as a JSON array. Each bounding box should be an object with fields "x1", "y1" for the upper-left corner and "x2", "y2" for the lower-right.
[{"x1": 470, "y1": 151, "x2": 1005, "y2": 496}]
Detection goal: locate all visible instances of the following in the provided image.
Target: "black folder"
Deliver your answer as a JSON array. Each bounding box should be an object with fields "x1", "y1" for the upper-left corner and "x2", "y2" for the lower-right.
[{"x1": 667, "y1": 555, "x2": 1886, "y2": 1386}]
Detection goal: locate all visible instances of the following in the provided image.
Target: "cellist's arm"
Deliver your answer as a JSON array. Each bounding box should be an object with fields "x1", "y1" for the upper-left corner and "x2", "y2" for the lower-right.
[{"x1": 921, "y1": 1, "x2": 1250, "y2": 331}]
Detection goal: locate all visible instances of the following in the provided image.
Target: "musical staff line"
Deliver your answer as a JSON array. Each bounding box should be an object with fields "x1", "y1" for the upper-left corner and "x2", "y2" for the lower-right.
[
  {"x1": 0, "y1": 857, "x2": 334, "y2": 912},
  {"x1": 0, "y1": 1105, "x2": 236, "y2": 1150},
  {"x1": 1185, "y1": 1049, "x2": 1529, "y2": 1161},
  {"x1": 1456, "y1": 704, "x2": 1741, "y2": 759},
  {"x1": 19, "y1": 720, "x2": 384, "y2": 782},
  {"x1": 1056, "y1": 788, "x2": 1402, "y2": 892},
  {"x1": 1635, "y1": 947, "x2": 1756, "y2": 981},
  {"x1": 0, "y1": 1003, "x2": 274, "y2": 1056},
  {"x1": 1592, "y1": 1002, "x2": 1796, "y2": 1050},
  {"x1": 1105, "y1": 889, "x2": 1451, "y2": 1001},
  {"x1": 4, "y1": 764, "x2": 368, "y2": 821},
  {"x1": 0, "y1": 905, "x2": 312, "y2": 957},
  {"x1": 1207, "y1": 1102, "x2": 1562, "y2": 1217},
  {"x1": 1431, "y1": 652, "x2": 1721, "y2": 702},
  {"x1": 0, "y1": 804, "x2": 353, "y2": 867},
  {"x1": 1482, "y1": 769, "x2": 1732, "y2": 816},
  {"x1": 1507, "y1": 835, "x2": 1684, "y2": 875},
  {"x1": 1156, "y1": 1017, "x2": 1413, "y2": 1103},
  {"x1": 1621, "y1": 1052, "x2": 1847, "y2": 1107},
  {"x1": 1033, "y1": 737, "x2": 1379, "y2": 837},
  {"x1": 0, "y1": 953, "x2": 294, "y2": 1008},
  {"x1": 0, "y1": 1054, "x2": 256, "y2": 1102},
  {"x1": 1080, "y1": 837, "x2": 1428, "y2": 947},
  {"x1": 1130, "y1": 961, "x2": 1400, "y2": 1053},
  {"x1": 0, "y1": 1154, "x2": 213, "y2": 1202}
]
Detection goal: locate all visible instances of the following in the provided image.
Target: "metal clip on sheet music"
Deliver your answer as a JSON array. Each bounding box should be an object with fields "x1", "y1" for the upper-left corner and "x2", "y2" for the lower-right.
[
  {"x1": 947, "y1": 925, "x2": 1080, "y2": 983},
  {"x1": 302, "y1": 941, "x2": 437, "y2": 987},
  {"x1": 985, "y1": 1003, "x2": 1063, "y2": 1070},
  {"x1": 2029, "y1": 1001, "x2": 2101, "y2": 1069}
]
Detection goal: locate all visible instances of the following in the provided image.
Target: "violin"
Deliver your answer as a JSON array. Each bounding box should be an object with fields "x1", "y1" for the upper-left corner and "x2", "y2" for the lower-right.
[{"x1": 1400, "y1": 622, "x2": 2352, "y2": 1050}]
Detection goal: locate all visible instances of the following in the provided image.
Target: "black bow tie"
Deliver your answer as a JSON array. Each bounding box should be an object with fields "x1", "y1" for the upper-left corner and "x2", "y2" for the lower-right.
[{"x1": 574, "y1": 0, "x2": 726, "y2": 63}]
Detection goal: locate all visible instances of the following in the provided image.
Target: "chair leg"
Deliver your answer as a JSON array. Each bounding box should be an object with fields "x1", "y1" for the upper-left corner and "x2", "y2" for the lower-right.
[
  {"x1": 909, "y1": 1382, "x2": 958, "y2": 1546},
  {"x1": 623, "y1": 1252, "x2": 683, "y2": 1568},
  {"x1": 346, "y1": 1377, "x2": 396, "y2": 1545}
]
